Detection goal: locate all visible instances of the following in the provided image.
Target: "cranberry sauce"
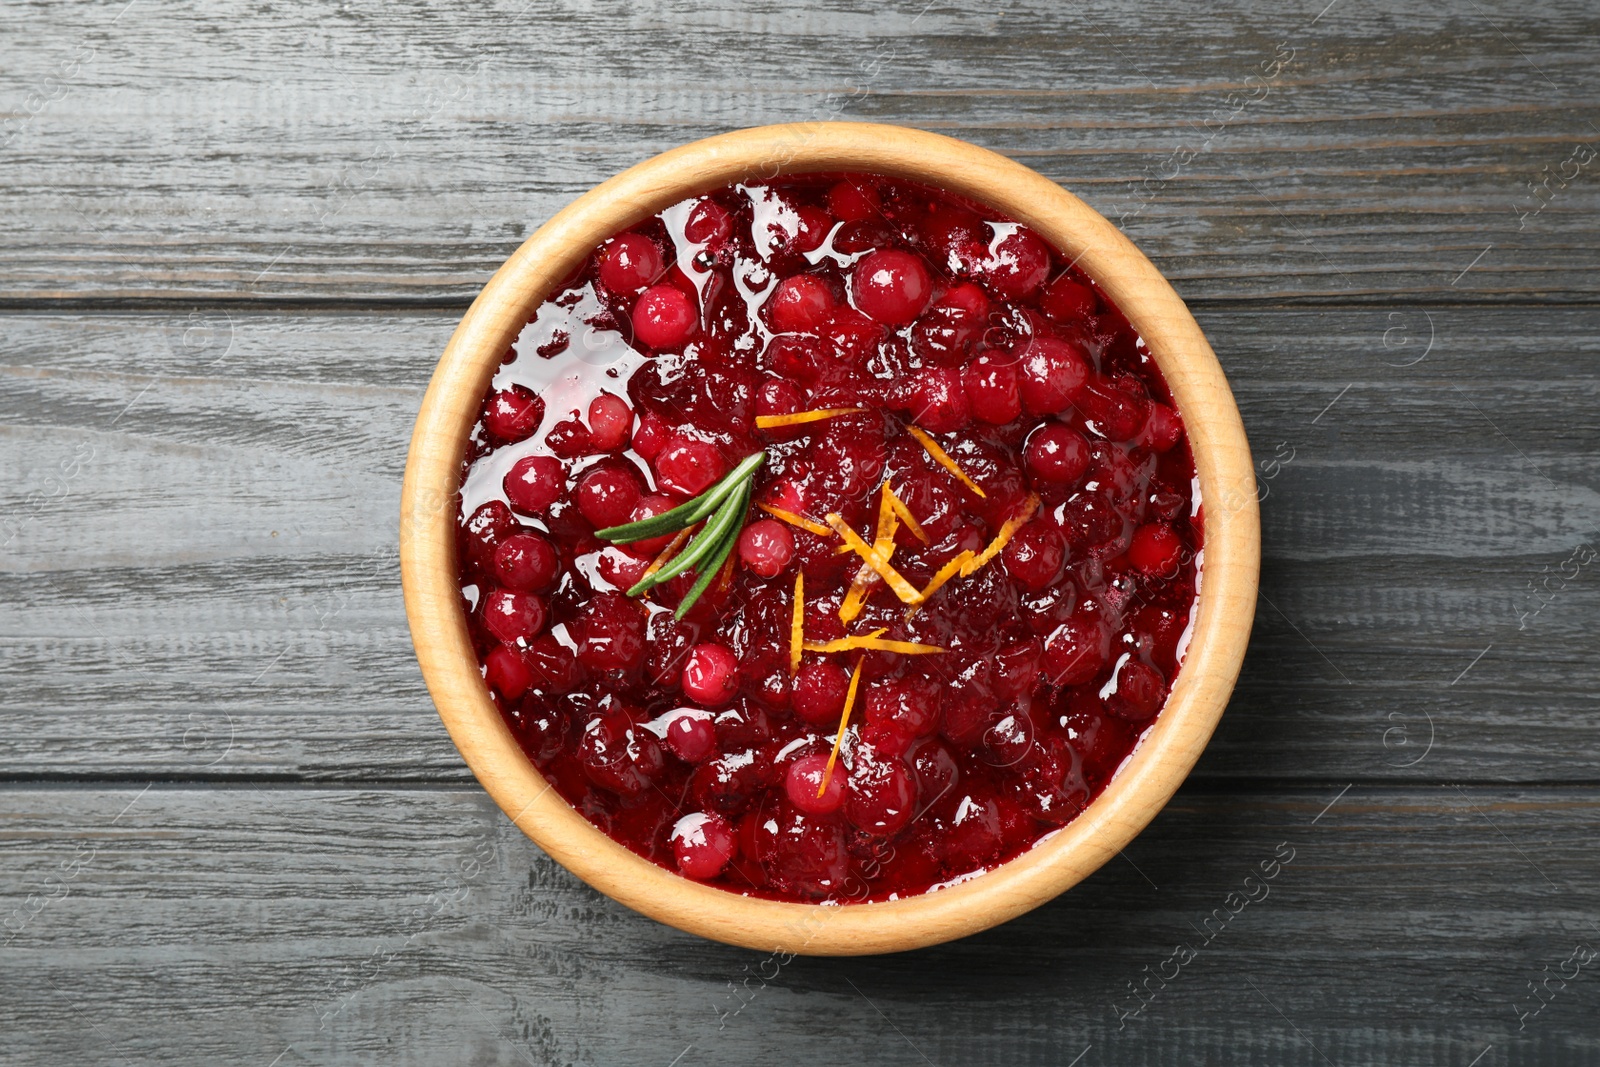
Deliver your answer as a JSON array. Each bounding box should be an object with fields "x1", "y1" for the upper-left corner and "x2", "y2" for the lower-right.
[{"x1": 455, "y1": 174, "x2": 1200, "y2": 903}]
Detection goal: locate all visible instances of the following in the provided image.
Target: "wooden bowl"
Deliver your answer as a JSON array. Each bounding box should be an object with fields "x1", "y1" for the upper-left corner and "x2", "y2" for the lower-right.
[{"x1": 400, "y1": 122, "x2": 1259, "y2": 955}]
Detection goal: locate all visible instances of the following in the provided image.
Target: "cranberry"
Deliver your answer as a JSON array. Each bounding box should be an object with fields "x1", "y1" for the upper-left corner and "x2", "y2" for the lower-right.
[
  {"x1": 982, "y1": 708, "x2": 1036, "y2": 767},
  {"x1": 483, "y1": 385, "x2": 545, "y2": 444},
  {"x1": 755, "y1": 377, "x2": 806, "y2": 441},
  {"x1": 575, "y1": 464, "x2": 642, "y2": 529},
  {"x1": 544, "y1": 414, "x2": 594, "y2": 458},
  {"x1": 744, "y1": 804, "x2": 848, "y2": 898},
  {"x1": 462, "y1": 500, "x2": 516, "y2": 573},
  {"x1": 484, "y1": 644, "x2": 535, "y2": 700},
  {"x1": 792, "y1": 662, "x2": 852, "y2": 727},
  {"x1": 493, "y1": 532, "x2": 559, "y2": 591},
  {"x1": 632, "y1": 285, "x2": 698, "y2": 349},
  {"x1": 827, "y1": 180, "x2": 881, "y2": 221},
  {"x1": 1143, "y1": 403, "x2": 1183, "y2": 453},
  {"x1": 597, "y1": 232, "x2": 664, "y2": 293},
  {"x1": 1024, "y1": 423, "x2": 1091, "y2": 486},
  {"x1": 1002, "y1": 521, "x2": 1067, "y2": 592},
  {"x1": 663, "y1": 708, "x2": 717, "y2": 762},
  {"x1": 862, "y1": 678, "x2": 940, "y2": 756},
  {"x1": 1017, "y1": 336, "x2": 1090, "y2": 416},
  {"x1": 577, "y1": 711, "x2": 663, "y2": 796},
  {"x1": 1128, "y1": 522, "x2": 1184, "y2": 577},
  {"x1": 786, "y1": 754, "x2": 846, "y2": 815},
  {"x1": 1108, "y1": 657, "x2": 1167, "y2": 721},
  {"x1": 682, "y1": 643, "x2": 741, "y2": 707},
  {"x1": 976, "y1": 227, "x2": 1051, "y2": 300},
  {"x1": 575, "y1": 592, "x2": 646, "y2": 673},
  {"x1": 1041, "y1": 274, "x2": 1097, "y2": 322},
  {"x1": 587, "y1": 393, "x2": 633, "y2": 452},
  {"x1": 1079, "y1": 377, "x2": 1149, "y2": 442},
  {"x1": 685, "y1": 199, "x2": 733, "y2": 246},
  {"x1": 631, "y1": 410, "x2": 671, "y2": 460},
  {"x1": 1041, "y1": 613, "x2": 1110, "y2": 686},
  {"x1": 962, "y1": 353, "x2": 1023, "y2": 424},
  {"x1": 522, "y1": 635, "x2": 578, "y2": 693},
  {"x1": 767, "y1": 274, "x2": 837, "y2": 333},
  {"x1": 671, "y1": 812, "x2": 738, "y2": 880},
  {"x1": 481, "y1": 589, "x2": 547, "y2": 645},
  {"x1": 852, "y1": 250, "x2": 933, "y2": 325},
  {"x1": 620, "y1": 494, "x2": 678, "y2": 557},
  {"x1": 847, "y1": 749, "x2": 918, "y2": 836},
  {"x1": 908, "y1": 737, "x2": 960, "y2": 804},
  {"x1": 654, "y1": 435, "x2": 727, "y2": 498},
  {"x1": 737, "y1": 519, "x2": 794, "y2": 578},
  {"x1": 940, "y1": 792, "x2": 1004, "y2": 869},
  {"x1": 911, "y1": 367, "x2": 972, "y2": 434}
]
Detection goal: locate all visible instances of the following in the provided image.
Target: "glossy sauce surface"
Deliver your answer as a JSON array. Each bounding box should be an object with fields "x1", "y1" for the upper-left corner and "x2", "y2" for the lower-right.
[{"x1": 456, "y1": 174, "x2": 1200, "y2": 903}]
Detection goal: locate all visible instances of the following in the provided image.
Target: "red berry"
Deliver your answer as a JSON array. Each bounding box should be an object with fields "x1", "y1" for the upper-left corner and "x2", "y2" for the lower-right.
[
  {"x1": 976, "y1": 227, "x2": 1052, "y2": 300},
  {"x1": 682, "y1": 643, "x2": 741, "y2": 707},
  {"x1": 847, "y1": 750, "x2": 917, "y2": 836},
  {"x1": 631, "y1": 410, "x2": 671, "y2": 460},
  {"x1": 1024, "y1": 423, "x2": 1091, "y2": 486},
  {"x1": 617, "y1": 494, "x2": 677, "y2": 558},
  {"x1": 462, "y1": 500, "x2": 516, "y2": 573},
  {"x1": 755, "y1": 377, "x2": 806, "y2": 441},
  {"x1": 663, "y1": 708, "x2": 717, "y2": 763},
  {"x1": 587, "y1": 393, "x2": 633, "y2": 452},
  {"x1": 1002, "y1": 521, "x2": 1067, "y2": 592},
  {"x1": 852, "y1": 250, "x2": 933, "y2": 325},
  {"x1": 522, "y1": 635, "x2": 578, "y2": 693},
  {"x1": 671, "y1": 812, "x2": 738, "y2": 880},
  {"x1": 1128, "y1": 522, "x2": 1184, "y2": 577},
  {"x1": 826, "y1": 180, "x2": 881, "y2": 222},
  {"x1": 1041, "y1": 614, "x2": 1110, "y2": 686},
  {"x1": 484, "y1": 643, "x2": 535, "y2": 700},
  {"x1": 1079, "y1": 377, "x2": 1149, "y2": 442},
  {"x1": 786, "y1": 754, "x2": 846, "y2": 815},
  {"x1": 654, "y1": 435, "x2": 727, "y2": 497},
  {"x1": 737, "y1": 519, "x2": 794, "y2": 578},
  {"x1": 1017, "y1": 336, "x2": 1090, "y2": 416},
  {"x1": 544, "y1": 414, "x2": 594, "y2": 458},
  {"x1": 579, "y1": 711, "x2": 664, "y2": 796},
  {"x1": 1041, "y1": 274, "x2": 1097, "y2": 322},
  {"x1": 575, "y1": 592, "x2": 647, "y2": 673},
  {"x1": 575, "y1": 464, "x2": 642, "y2": 529},
  {"x1": 791, "y1": 662, "x2": 851, "y2": 727},
  {"x1": 1107, "y1": 657, "x2": 1167, "y2": 721},
  {"x1": 685, "y1": 199, "x2": 733, "y2": 247},
  {"x1": 1143, "y1": 402, "x2": 1183, "y2": 453},
  {"x1": 480, "y1": 589, "x2": 547, "y2": 645},
  {"x1": 910, "y1": 367, "x2": 972, "y2": 434},
  {"x1": 767, "y1": 274, "x2": 836, "y2": 333},
  {"x1": 962, "y1": 353, "x2": 1023, "y2": 425},
  {"x1": 632, "y1": 285, "x2": 698, "y2": 349},
  {"x1": 597, "y1": 232, "x2": 664, "y2": 293},
  {"x1": 862, "y1": 678, "x2": 940, "y2": 756},
  {"x1": 493, "y1": 532, "x2": 559, "y2": 591},
  {"x1": 483, "y1": 385, "x2": 545, "y2": 444}
]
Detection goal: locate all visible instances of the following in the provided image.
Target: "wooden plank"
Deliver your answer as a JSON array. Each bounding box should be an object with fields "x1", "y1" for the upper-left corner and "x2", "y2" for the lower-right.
[
  {"x1": 2, "y1": 784, "x2": 1596, "y2": 1063},
  {"x1": 0, "y1": 308, "x2": 1595, "y2": 782},
  {"x1": 1, "y1": 1, "x2": 1598, "y2": 303}
]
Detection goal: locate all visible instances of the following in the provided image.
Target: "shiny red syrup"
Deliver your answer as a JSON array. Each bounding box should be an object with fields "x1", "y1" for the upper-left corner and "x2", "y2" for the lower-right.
[{"x1": 455, "y1": 173, "x2": 1200, "y2": 903}]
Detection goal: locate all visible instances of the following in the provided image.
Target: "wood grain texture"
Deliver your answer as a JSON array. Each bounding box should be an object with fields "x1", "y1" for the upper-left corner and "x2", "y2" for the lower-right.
[
  {"x1": 1, "y1": 0, "x2": 1598, "y2": 304},
  {"x1": 2, "y1": 308, "x2": 1593, "y2": 783},
  {"x1": 2, "y1": 784, "x2": 1596, "y2": 1065}
]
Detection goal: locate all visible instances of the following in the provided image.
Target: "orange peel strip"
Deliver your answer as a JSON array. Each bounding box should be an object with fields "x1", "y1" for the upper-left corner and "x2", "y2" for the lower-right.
[
  {"x1": 883, "y1": 484, "x2": 930, "y2": 544},
  {"x1": 789, "y1": 571, "x2": 805, "y2": 675},
  {"x1": 906, "y1": 550, "x2": 976, "y2": 618},
  {"x1": 962, "y1": 494, "x2": 1043, "y2": 576},
  {"x1": 817, "y1": 659, "x2": 865, "y2": 797},
  {"x1": 825, "y1": 514, "x2": 924, "y2": 605},
  {"x1": 803, "y1": 628, "x2": 888, "y2": 654},
  {"x1": 758, "y1": 503, "x2": 833, "y2": 538},
  {"x1": 906, "y1": 425, "x2": 987, "y2": 498},
  {"x1": 638, "y1": 525, "x2": 699, "y2": 587},
  {"x1": 755, "y1": 407, "x2": 865, "y2": 429}
]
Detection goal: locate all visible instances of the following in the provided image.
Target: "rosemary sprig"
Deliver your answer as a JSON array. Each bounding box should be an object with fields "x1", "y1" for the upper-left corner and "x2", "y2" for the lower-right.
[{"x1": 594, "y1": 452, "x2": 764, "y2": 619}]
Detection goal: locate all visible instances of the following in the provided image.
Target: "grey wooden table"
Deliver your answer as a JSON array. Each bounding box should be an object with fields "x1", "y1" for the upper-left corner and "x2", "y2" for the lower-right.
[{"x1": 4, "y1": 1, "x2": 1598, "y2": 1064}]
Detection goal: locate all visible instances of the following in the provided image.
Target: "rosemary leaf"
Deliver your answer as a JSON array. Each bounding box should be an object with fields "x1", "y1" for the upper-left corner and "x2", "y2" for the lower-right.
[
  {"x1": 629, "y1": 476, "x2": 749, "y2": 594},
  {"x1": 594, "y1": 451, "x2": 765, "y2": 544},
  {"x1": 674, "y1": 482, "x2": 749, "y2": 619}
]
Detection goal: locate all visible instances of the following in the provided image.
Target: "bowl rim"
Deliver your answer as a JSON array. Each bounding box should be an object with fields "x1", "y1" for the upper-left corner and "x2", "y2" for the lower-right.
[{"x1": 400, "y1": 121, "x2": 1259, "y2": 956}]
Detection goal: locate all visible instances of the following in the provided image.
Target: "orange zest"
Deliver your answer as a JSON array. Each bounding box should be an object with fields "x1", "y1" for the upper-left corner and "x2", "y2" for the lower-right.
[
  {"x1": 803, "y1": 628, "x2": 888, "y2": 654},
  {"x1": 963, "y1": 493, "x2": 1042, "y2": 575},
  {"x1": 883, "y1": 484, "x2": 929, "y2": 544},
  {"x1": 757, "y1": 503, "x2": 833, "y2": 538},
  {"x1": 825, "y1": 514, "x2": 924, "y2": 605},
  {"x1": 790, "y1": 571, "x2": 805, "y2": 675},
  {"x1": 817, "y1": 658, "x2": 864, "y2": 797},
  {"x1": 907, "y1": 425, "x2": 987, "y2": 498},
  {"x1": 754, "y1": 407, "x2": 864, "y2": 430},
  {"x1": 839, "y1": 486, "x2": 904, "y2": 624},
  {"x1": 803, "y1": 630, "x2": 943, "y2": 656},
  {"x1": 906, "y1": 550, "x2": 975, "y2": 617}
]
